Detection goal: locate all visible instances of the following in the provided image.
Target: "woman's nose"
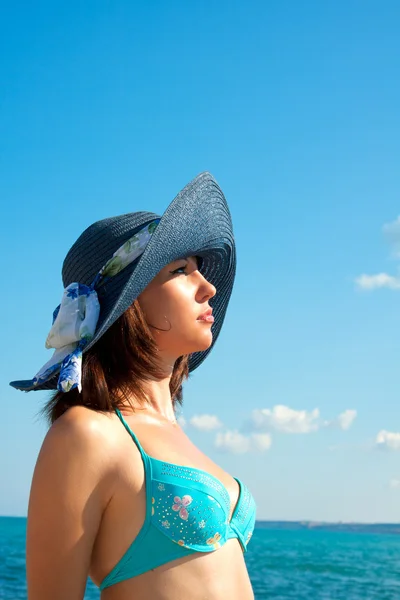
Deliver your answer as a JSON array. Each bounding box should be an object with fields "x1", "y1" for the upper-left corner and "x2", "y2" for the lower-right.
[{"x1": 198, "y1": 273, "x2": 216, "y2": 300}]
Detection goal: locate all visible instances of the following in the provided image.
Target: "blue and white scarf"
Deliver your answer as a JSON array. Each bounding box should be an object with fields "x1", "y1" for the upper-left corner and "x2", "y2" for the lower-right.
[{"x1": 25, "y1": 219, "x2": 160, "y2": 393}]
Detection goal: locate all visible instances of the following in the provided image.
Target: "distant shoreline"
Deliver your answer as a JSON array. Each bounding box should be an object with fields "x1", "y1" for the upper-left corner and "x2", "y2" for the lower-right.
[
  {"x1": 2, "y1": 515, "x2": 399, "y2": 536},
  {"x1": 256, "y1": 520, "x2": 400, "y2": 535}
]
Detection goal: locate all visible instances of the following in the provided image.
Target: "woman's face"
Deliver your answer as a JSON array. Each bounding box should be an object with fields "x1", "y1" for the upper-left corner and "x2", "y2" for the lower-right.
[{"x1": 137, "y1": 255, "x2": 216, "y2": 361}]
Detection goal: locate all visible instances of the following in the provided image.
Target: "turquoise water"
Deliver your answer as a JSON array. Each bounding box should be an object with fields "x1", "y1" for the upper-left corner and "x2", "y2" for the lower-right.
[{"x1": 1, "y1": 517, "x2": 399, "y2": 599}]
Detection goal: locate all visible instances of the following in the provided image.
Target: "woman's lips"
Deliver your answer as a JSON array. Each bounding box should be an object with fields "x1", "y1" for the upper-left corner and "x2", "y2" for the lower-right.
[{"x1": 197, "y1": 315, "x2": 214, "y2": 323}]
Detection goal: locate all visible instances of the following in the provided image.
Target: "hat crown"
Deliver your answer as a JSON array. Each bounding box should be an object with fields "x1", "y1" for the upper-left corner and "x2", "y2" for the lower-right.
[{"x1": 62, "y1": 211, "x2": 161, "y2": 287}]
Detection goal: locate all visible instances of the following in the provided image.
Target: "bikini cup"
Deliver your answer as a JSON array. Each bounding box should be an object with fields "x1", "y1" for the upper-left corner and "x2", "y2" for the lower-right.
[
  {"x1": 115, "y1": 408, "x2": 255, "y2": 547},
  {"x1": 98, "y1": 409, "x2": 256, "y2": 591}
]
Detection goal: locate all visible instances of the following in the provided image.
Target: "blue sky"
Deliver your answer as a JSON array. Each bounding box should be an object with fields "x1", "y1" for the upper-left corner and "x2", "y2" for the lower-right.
[{"x1": 1, "y1": 0, "x2": 400, "y2": 522}]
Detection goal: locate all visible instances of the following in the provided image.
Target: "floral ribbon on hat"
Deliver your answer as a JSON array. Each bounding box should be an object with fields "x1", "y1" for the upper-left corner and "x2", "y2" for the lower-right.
[{"x1": 17, "y1": 219, "x2": 160, "y2": 393}]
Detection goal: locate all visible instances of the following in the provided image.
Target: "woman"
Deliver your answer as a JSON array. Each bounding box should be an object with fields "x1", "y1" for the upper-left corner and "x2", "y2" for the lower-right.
[{"x1": 11, "y1": 172, "x2": 256, "y2": 600}]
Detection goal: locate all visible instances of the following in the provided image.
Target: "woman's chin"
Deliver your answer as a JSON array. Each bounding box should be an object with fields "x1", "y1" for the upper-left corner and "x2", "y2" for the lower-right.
[
  {"x1": 193, "y1": 332, "x2": 213, "y2": 352},
  {"x1": 173, "y1": 329, "x2": 213, "y2": 355},
  {"x1": 181, "y1": 332, "x2": 213, "y2": 354}
]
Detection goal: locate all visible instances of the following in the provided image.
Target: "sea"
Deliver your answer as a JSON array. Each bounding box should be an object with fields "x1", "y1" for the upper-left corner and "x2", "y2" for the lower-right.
[{"x1": 1, "y1": 516, "x2": 399, "y2": 599}]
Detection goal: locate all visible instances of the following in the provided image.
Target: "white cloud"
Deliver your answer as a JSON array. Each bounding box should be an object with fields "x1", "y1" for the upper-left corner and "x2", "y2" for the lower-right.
[
  {"x1": 376, "y1": 430, "x2": 400, "y2": 451},
  {"x1": 177, "y1": 415, "x2": 186, "y2": 427},
  {"x1": 355, "y1": 216, "x2": 400, "y2": 289},
  {"x1": 251, "y1": 405, "x2": 320, "y2": 434},
  {"x1": 325, "y1": 409, "x2": 357, "y2": 430},
  {"x1": 250, "y1": 405, "x2": 357, "y2": 436},
  {"x1": 355, "y1": 273, "x2": 400, "y2": 290},
  {"x1": 215, "y1": 430, "x2": 251, "y2": 454},
  {"x1": 251, "y1": 433, "x2": 272, "y2": 451},
  {"x1": 215, "y1": 430, "x2": 272, "y2": 454},
  {"x1": 337, "y1": 409, "x2": 357, "y2": 430},
  {"x1": 190, "y1": 414, "x2": 223, "y2": 431},
  {"x1": 383, "y1": 216, "x2": 400, "y2": 251},
  {"x1": 389, "y1": 478, "x2": 400, "y2": 489}
]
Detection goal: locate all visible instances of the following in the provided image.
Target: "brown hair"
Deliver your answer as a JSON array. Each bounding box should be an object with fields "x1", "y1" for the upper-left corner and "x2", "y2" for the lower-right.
[{"x1": 40, "y1": 299, "x2": 190, "y2": 425}]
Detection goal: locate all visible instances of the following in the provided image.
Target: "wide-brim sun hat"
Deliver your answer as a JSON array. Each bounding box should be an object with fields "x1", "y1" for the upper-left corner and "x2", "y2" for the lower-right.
[{"x1": 10, "y1": 171, "x2": 236, "y2": 392}]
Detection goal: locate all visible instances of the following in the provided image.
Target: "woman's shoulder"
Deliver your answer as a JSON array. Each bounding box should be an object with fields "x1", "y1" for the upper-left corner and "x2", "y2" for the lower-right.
[
  {"x1": 42, "y1": 406, "x2": 144, "y2": 476},
  {"x1": 52, "y1": 404, "x2": 113, "y2": 431},
  {"x1": 33, "y1": 407, "x2": 128, "y2": 514},
  {"x1": 48, "y1": 405, "x2": 115, "y2": 444},
  {"x1": 40, "y1": 407, "x2": 120, "y2": 483}
]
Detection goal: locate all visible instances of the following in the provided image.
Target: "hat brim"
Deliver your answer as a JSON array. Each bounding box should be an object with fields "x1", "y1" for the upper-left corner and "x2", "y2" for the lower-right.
[{"x1": 12, "y1": 172, "x2": 236, "y2": 392}]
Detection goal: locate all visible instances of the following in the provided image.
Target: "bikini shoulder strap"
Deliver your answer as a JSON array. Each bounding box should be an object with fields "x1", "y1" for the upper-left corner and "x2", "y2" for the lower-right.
[{"x1": 115, "y1": 408, "x2": 147, "y2": 459}]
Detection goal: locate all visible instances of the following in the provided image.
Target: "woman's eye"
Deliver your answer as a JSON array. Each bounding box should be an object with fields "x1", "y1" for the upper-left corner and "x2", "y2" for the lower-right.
[{"x1": 171, "y1": 264, "x2": 188, "y2": 275}]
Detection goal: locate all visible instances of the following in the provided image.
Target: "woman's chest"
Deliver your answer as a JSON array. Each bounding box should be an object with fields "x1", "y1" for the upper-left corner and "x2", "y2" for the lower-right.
[
  {"x1": 123, "y1": 420, "x2": 242, "y2": 518},
  {"x1": 90, "y1": 422, "x2": 241, "y2": 585}
]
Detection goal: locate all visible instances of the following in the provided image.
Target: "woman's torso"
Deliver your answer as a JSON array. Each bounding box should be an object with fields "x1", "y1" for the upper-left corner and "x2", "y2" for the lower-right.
[{"x1": 85, "y1": 407, "x2": 255, "y2": 600}]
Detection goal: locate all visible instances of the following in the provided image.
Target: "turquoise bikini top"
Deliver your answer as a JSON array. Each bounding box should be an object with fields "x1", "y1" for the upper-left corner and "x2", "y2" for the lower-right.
[{"x1": 99, "y1": 408, "x2": 257, "y2": 590}]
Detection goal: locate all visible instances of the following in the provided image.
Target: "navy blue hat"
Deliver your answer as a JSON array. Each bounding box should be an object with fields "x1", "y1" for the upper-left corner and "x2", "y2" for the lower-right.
[{"x1": 10, "y1": 172, "x2": 236, "y2": 391}]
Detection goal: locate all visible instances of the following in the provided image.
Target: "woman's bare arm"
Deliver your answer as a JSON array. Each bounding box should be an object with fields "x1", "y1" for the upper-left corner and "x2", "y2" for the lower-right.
[{"x1": 26, "y1": 407, "x2": 116, "y2": 600}]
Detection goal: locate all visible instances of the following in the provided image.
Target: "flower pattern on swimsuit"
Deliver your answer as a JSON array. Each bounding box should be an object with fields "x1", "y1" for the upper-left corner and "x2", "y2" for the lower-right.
[
  {"x1": 206, "y1": 532, "x2": 222, "y2": 549},
  {"x1": 172, "y1": 495, "x2": 192, "y2": 520},
  {"x1": 150, "y1": 470, "x2": 255, "y2": 554}
]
